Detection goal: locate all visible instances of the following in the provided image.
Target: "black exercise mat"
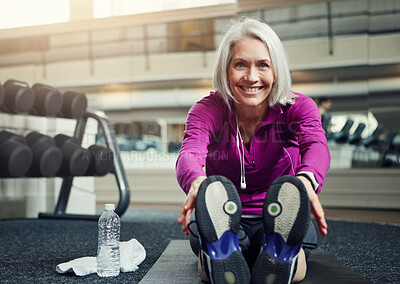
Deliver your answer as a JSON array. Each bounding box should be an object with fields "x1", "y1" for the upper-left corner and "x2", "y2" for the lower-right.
[
  {"x1": 139, "y1": 240, "x2": 372, "y2": 284},
  {"x1": 0, "y1": 210, "x2": 399, "y2": 283}
]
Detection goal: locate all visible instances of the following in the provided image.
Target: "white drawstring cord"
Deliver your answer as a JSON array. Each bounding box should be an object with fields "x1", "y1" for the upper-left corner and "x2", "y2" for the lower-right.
[
  {"x1": 235, "y1": 116, "x2": 294, "y2": 190},
  {"x1": 236, "y1": 114, "x2": 247, "y2": 190},
  {"x1": 283, "y1": 147, "x2": 295, "y2": 176}
]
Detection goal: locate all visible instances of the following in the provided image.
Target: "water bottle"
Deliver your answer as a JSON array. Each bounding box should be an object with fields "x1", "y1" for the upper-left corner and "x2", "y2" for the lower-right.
[{"x1": 97, "y1": 204, "x2": 120, "y2": 277}]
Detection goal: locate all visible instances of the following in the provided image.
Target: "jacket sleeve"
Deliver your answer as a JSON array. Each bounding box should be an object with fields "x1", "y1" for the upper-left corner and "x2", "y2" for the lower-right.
[
  {"x1": 286, "y1": 94, "x2": 331, "y2": 194},
  {"x1": 176, "y1": 98, "x2": 217, "y2": 194}
]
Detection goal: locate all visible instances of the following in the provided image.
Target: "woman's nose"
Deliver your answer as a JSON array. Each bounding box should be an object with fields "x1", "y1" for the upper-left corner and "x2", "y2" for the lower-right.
[{"x1": 244, "y1": 66, "x2": 258, "y2": 82}]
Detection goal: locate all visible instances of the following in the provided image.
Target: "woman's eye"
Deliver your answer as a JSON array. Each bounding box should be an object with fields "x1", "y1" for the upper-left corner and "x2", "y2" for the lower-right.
[
  {"x1": 234, "y1": 62, "x2": 245, "y2": 68},
  {"x1": 259, "y1": 62, "x2": 269, "y2": 68}
]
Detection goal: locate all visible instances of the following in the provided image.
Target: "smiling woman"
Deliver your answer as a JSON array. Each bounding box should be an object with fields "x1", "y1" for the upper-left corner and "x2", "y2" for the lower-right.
[
  {"x1": 176, "y1": 17, "x2": 330, "y2": 284},
  {"x1": 0, "y1": 0, "x2": 69, "y2": 29}
]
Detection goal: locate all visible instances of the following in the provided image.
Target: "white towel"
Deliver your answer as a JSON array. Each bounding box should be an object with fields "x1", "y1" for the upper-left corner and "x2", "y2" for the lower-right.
[{"x1": 56, "y1": 238, "x2": 146, "y2": 276}]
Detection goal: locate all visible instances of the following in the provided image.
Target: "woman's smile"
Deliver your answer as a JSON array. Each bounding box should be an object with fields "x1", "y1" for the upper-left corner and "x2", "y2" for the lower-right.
[{"x1": 228, "y1": 37, "x2": 275, "y2": 110}]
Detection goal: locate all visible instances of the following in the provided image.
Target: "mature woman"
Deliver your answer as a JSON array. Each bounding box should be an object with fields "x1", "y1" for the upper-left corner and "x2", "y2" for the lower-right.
[{"x1": 177, "y1": 17, "x2": 330, "y2": 284}]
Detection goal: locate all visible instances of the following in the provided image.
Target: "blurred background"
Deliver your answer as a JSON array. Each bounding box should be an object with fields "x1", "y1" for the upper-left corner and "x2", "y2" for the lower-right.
[{"x1": 0, "y1": 0, "x2": 399, "y2": 219}]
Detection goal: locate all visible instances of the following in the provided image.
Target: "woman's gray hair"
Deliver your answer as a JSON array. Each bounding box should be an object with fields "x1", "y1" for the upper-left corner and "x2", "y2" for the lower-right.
[{"x1": 213, "y1": 17, "x2": 296, "y2": 107}]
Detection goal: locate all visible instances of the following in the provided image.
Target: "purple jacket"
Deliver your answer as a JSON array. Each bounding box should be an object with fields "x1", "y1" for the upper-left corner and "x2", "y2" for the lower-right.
[{"x1": 176, "y1": 91, "x2": 330, "y2": 215}]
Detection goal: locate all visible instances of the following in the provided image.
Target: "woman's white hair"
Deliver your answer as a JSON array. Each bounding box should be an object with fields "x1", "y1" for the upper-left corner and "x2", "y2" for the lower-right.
[{"x1": 213, "y1": 17, "x2": 296, "y2": 107}]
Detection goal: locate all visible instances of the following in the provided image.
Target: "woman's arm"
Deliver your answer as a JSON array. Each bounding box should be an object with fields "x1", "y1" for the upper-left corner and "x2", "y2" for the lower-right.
[
  {"x1": 176, "y1": 94, "x2": 223, "y2": 234},
  {"x1": 175, "y1": 104, "x2": 212, "y2": 194},
  {"x1": 286, "y1": 94, "x2": 330, "y2": 235},
  {"x1": 177, "y1": 176, "x2": 207, "y2": 235},
  {"x1": 287, "y1": 94, "x2": 331, "y2": 193}
]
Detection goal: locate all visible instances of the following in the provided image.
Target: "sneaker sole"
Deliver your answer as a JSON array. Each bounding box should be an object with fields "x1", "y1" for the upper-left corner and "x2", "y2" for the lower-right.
[
  {"x1": 196, "y1": 175, "x2": 250, "y2": 284},
  {"x1": 252, "y1": 176, "x2": 310, "y2": 284}
]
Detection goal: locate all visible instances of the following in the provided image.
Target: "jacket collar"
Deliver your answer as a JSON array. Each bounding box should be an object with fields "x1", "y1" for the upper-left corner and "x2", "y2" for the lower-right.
[{"x1": 227, "y1": 99, "x2": 283, "y2": 133}]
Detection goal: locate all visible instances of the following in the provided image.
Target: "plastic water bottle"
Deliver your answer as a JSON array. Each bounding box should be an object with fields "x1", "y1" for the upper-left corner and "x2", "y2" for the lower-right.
[{"x1": 97, "y1": 204, "x2": 120, "y2": 277}]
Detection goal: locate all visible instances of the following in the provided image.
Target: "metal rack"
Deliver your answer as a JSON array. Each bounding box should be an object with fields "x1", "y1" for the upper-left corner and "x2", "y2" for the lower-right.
[{"x1": 38, "y1": 112, "x2": 130, "y2": 220}]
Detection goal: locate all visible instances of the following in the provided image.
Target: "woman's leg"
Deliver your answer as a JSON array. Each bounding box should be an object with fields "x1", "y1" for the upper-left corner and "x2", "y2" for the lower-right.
[
  {"x1": 302, "y1": 221, "x2": 318, "y2": 260},
  {"x1": 292, "y1": 221, "x2": 318, "y2": 282},
  {"x1": 292, "y1": 248, "x2": 306, "y2": 283},
  {"x1": 240, "y1": 218, "x2": 264, "y2": 270}
]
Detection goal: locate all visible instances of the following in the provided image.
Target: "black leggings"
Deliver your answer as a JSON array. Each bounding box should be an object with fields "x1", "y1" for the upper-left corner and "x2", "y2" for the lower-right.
[{"x1": 189, "y1": 217, "x2": 317, "y2": 270}]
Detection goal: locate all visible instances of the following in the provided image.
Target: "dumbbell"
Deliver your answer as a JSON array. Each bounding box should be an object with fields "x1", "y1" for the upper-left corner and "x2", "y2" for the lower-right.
[
  {"x1": 0, "y1": 130, "x2": 33, "y2": 177},
  {"x1": 0, "y1": 83, "x2": 4, "y2": 107},
  {"x1": 85, "y1": 145, "x2": 114, "y2": 176},
  {"x1": 25, "y1": 132, "x2": 62, "y2": 177},
  {"x1": 31, "y1": 83, "x2": 63, "y2": 117},
  {"x1": 1, "y1": 79, "x2": 35, "y2": 114},
  {"x1": 58, "y1": 91, "x2": 87, "y2": 119},
  {"x1": 54, "y1": 134, "x2": 90, "y2": 176}
]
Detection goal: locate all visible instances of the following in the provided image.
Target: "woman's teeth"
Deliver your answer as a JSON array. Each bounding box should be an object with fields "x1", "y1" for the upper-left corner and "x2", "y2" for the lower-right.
[{"x1": 242, "y1": 87, "x2": 260, "y2": 92}]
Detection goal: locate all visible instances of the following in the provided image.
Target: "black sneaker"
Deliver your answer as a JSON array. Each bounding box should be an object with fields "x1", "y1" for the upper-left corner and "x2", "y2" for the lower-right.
[
  {"x1": 195, "y1": 175, "x2": 250, "y2": 284},
  {"x1": 251, "y1": 176, "x2": 310, "y2": 284}
]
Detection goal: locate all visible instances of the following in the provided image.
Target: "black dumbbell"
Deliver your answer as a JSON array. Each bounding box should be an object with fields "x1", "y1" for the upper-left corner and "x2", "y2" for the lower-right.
[
  {"x1": 0, "y1": 130, "x2": 33, "y2": 177},
  {"x1": 54, "y1": 134, "x2": 90, "y2": 176},
  {"x1": 25, "y1": 132, "x2": 63, "y2": 177},
  {"x1": 58, "y1": 91, "x2": 87, "y2": 119},
  {"x1": 31, "y1": 83, "x2": 63, "y2": 117},
  {"x1": 0, "y1": 83, "x2": 5, "y2": 107},
  {"x1": 85, "y1": 145, "x2": 114, "y2": 176},
  {"x1": 1, "y1": 79, "x2": 35, "y2": 114}
]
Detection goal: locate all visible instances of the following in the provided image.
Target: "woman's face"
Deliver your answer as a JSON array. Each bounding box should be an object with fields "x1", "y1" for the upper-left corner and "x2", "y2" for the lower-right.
[{"x1": 227, "y1": 37, "x2": 275, "y2": 109}]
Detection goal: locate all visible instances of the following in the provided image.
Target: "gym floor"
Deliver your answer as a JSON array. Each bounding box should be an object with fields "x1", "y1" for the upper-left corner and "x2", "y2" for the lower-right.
[{"x1": 1, "y1": 205, "x2": 398, "y2": 283}]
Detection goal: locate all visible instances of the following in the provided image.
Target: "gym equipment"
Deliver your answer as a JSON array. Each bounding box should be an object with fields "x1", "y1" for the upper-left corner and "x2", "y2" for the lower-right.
[
  {"x1": 348, "y1": 123, "x2": 366, "y2": 145},
  {"x1": 59, "y1": 91, "x2": 87, "y2": 119},
  {"x1": 1, "y1": 79, "x2": 35, "y2": 114},
  {"x1": 39, "y1": 112, "x2": 130, "y2": 220},
  {"x1": 360, "y1": 125, "x2": 383, "y2": 147},
  {"x1": 327, "y1": 119, "x2": 354, "y2": 143},
  {"x1": 381, "y1": 150, "x2": 400, "y2": 168},
  {"x1": 383, "y1": 128, "x2": 398, "y2": 147},
  {"x1": 0, "y1": 130, "x2": 33, "y2": 177},
  {"x1": 54, "y1": 134, "x2": 90, "y2": 177},
  {"x1": 31, "y1": 83, "x2": 63, "y2": 117},
  {"x1": 25, "y1": 132, "x2": 62, "y2": 177},
  {"x1": 85, "y1": 144, "x2": 114, "y2": 176}
]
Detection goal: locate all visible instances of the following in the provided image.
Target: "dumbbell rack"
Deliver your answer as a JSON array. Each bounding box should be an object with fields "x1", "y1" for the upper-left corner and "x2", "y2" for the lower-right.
[{"x1": 38, "y1": 112, "x2": 130, "y2": 220}]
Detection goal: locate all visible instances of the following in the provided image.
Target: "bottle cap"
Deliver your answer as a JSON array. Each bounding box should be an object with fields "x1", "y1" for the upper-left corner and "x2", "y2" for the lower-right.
[{"x1": 105, "y1": 204, "x2": 115, "y2": 211}]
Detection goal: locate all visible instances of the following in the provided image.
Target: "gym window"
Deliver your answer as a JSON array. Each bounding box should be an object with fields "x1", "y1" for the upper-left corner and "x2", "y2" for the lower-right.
[
  {"x1": 0, "y1": 0, "x2": 69, "y2": 30},
  {"x1": 93, "y1": 0, "x2": 236, "y2": 18}
]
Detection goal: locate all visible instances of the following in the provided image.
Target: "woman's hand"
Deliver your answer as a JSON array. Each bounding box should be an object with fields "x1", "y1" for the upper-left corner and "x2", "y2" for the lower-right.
[
  {"x1": 177, "y1": 176, "x2": 207, "y2": 235},
  {"x1": 296, "y1": 176, "x2": 328, "y2": 236}
]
